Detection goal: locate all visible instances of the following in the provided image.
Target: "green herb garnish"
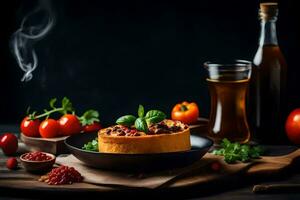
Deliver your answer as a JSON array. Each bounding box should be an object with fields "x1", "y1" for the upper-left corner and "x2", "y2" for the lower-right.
[
  {"x1": 79, "y1": 109, "x2": 100, "y2": 126},
  {"x1": 115, "y1": 105, "x2": 166, "y2": 133},
  {"x1": 135, "y1": 117, "x2": 148, "y2": 133},
  {"x1": 82, "y1": 137, "x2": 98, "y2": 152},
  {"x1": 212, "y1": 138, "x2": 264, "y2": 163},
  {"x1": 116, "y1": 115, "x2": 137, "y2": 126}
]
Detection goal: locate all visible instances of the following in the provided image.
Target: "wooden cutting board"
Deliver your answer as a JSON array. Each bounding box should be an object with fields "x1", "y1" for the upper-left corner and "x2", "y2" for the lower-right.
[{"x1": 1, "y1": 148, "x2": 299, "y2": 192}]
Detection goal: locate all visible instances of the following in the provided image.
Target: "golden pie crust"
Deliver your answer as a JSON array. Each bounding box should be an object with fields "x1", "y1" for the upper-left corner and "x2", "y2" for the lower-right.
[{"x1": 98, "y1": 128, "x2": 191, "y2": 154}]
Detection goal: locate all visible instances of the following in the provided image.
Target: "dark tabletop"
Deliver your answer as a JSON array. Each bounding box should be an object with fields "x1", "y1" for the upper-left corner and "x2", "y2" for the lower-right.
[{"x1": 1, "y1": 124, "x2": 300, "y2": 200}]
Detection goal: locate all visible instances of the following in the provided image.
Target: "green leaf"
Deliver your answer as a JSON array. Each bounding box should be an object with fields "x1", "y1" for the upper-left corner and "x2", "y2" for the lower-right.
[
  {"x1": 135, "y1": 117, "x2": 148, "y2": 133},
  {"x1": 145, "y1": 110, "x2": 166, "y2": 124},
  {"x1": 116, "y1": 115, "x2": 137, "y2": 126},
  {"x1": 61, "y1": 97, "x2": 74, "y2": 114},
  {"x1": 221, "y1": 138, "x2": 231, "y2": 148},
  {"x1": 82, "y1": 137, "x2": 98, "y2": 152},
  {"x1": 249, "y1": 146, "x2": 264, "y2": 158},
  {"x1": 212, "y1": 149, "x2": 224, "y2": 155},
  {"x1": 138, "y1": 105, "x2": 144, "y2": 118},
  {"x1": 92, "y1": 139, "x2": 98, "y2": 146},
  {"x1": 49, "y1": 98, "x2": 57, "y2": 109},
  {"x1": 212, "y1": 138, "x2": 263, "y2": 164},
  {"x1": 79, "y1": 109, "x2": 100, "y2": 126},
  {"x1": 146, "y1": 116, "x2": 164, "y2": 125}
]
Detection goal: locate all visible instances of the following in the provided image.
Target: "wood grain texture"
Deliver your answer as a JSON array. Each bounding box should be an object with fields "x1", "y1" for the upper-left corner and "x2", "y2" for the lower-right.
[
  {"x1": 253, "y1": 184, "x2": 300, "y2": 193},
  {"x1": 1, "y1": 148, "x2": 300, "y2": 192},
  {"x1": 20, "y1": 133, "x2": 69, "y2": 155}
]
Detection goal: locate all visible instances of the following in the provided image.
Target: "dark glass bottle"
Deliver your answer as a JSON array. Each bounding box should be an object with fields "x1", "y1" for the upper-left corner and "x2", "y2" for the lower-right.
[{"x1": 249, "y1": 3, "x2": 287, "y2": 144}]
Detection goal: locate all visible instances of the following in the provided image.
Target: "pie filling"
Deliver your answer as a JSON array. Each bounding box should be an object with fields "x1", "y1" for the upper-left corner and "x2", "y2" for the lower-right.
[{"x1": 103, "y1": 119, "x2": 189, "y2": 137}]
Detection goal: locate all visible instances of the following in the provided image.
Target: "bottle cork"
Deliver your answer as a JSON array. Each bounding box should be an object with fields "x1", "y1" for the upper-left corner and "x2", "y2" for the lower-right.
[{"x1": 259, "y1": 2, "x2": 278, "y2": 19}]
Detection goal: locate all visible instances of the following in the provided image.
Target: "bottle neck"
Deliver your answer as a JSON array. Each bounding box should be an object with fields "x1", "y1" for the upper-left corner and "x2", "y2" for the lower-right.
[{"x1": 259, "y1": 19, "x2": 278, "y2": 46}]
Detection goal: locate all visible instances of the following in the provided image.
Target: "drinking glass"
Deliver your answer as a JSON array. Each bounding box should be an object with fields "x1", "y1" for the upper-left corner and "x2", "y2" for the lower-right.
[{"x1": 204, "y1": 60, "x2": 252, "y2": 144}]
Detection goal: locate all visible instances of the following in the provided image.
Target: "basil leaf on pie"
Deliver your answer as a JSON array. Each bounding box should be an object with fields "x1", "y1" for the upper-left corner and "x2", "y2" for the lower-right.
[
  {"x1": 116, "y1": 115, "x2": 137, "y2": 126},
  {"x1": 135, "y1": 117, "x2": 149, "y2": 133},
  {"x1": 138, "y1": 105, "x2": 145, "y2": 118},
  {"x1": 145, "y1": 110, "x2": 166, "y2": 123}
]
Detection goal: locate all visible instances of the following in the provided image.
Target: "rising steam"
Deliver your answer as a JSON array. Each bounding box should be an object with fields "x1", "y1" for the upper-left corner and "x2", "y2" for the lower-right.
[{"x1": 10, "y1": 0, "x2": 55, "y2": 82}]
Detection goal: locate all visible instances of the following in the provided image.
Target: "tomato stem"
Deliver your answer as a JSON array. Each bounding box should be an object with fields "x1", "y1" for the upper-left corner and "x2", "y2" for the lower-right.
[
  {"x1": 180, "y1": 105, "x2": 188, "y2": 112},
  {"x1": 32, "y1": 108, "x2": 64, "y2": 119}
]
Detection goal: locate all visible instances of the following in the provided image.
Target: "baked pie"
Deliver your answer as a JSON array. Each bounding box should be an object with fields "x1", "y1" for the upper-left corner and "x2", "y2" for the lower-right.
[{"x1": 98, "y1": 119, "x2": 191, "y2": 154}]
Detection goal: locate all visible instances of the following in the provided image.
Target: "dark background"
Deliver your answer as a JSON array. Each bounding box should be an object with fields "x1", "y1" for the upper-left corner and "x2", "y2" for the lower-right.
[{"x1": 0, "y1": 0, "x2": 299, "y2": 128}]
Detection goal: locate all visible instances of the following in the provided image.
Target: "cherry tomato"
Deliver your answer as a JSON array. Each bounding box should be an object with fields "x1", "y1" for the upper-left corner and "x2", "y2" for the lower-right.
[
  {"x1": 6, "y1": 157, "x2": 18, "y2": 170},
  {"x1": 58, "y1": 114, "x2": 82, "y2": 136},
  {"x1": 210, "y1": 161, "x2": 222, "y2": 172},
  {"x1": 39, "y1": 119, "x2": 60, "y2": 138},
  {"x1": 83, "y1": 122, "x2": 102, "y2": 133},
  {"x1": 171, "y1": 101, "x2": 200, "y2": 124},
  {"x1": 0, "y1": 133, "x2": 18, "y2": 155},
  {"x1": 285, "y1": 108, "x2": 300, "y2": 144},
  {"x1": 20, "y1": 117, "x2": 41, "y2": 137}
]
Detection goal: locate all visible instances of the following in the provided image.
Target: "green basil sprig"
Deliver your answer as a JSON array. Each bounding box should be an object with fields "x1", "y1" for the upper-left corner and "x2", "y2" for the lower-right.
[{"x1": 115, "y1": 105, "x2": 166, "y2": 133}]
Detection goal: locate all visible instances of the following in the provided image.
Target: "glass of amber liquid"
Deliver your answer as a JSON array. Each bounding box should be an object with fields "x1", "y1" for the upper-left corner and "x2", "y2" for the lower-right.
[{"x1": 204, "y1": 60, "x2": 252, "y2": 144}]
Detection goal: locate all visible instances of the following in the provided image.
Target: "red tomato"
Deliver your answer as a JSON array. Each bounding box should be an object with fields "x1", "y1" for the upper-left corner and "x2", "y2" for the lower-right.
[
  {"x1": 20, "y1": 117, "x2": 41, "y2": 137},
  {"x1": 83, "y1": 122, "x2": 102, "y2": 133},
  {"x1": 58, "y1": 114, "x2": 82, "y2": 136},
  {"x1": 0, "y1": 133, "x2": 18, "y2": 155},
  {"x1": 210, "y1": 161, "x2": 222, "y2": 172},
  {"x1": 39, "y1": 119, "x2": 60, "y2": 138},
  {"x1": 6, "y1": 157, "x2": 18, "y2": 170},
  {"x1": 285, "y1": 108, "x2": 300, "y2": 144}
]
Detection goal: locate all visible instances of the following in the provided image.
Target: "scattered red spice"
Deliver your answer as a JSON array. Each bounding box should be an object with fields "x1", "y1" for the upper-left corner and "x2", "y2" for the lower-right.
[
  {"x1": 39, "y1": 165, "x2": 83, "y2": 185},
  {"x1": 23, "y1": 152, "x2": 52, "y2": 161},
  {"x1": 6, "y1": 157, "x2": 18, "y2": 170}
]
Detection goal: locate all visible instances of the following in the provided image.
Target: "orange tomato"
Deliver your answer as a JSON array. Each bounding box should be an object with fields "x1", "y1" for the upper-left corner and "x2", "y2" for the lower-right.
[
  {"x1": 171, "y1": 101, "x2": 199, "y2": 124},
  {"x1": 285, "y1": 108, "x2": 300, "y2": 144}
]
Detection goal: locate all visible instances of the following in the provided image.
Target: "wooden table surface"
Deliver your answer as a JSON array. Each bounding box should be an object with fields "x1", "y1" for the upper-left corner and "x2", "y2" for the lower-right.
[{"x1": 1, "y1": 124, "x2": 300, "y2": 200}]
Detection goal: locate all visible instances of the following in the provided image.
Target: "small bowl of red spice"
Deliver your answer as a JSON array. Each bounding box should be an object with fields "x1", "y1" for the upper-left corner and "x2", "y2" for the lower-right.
[{"x1": 20, "y1": 151, "x2": 56, "y2": 173}]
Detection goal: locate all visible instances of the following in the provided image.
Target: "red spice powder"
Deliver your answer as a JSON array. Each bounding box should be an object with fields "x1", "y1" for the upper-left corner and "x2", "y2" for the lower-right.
[
  {"x1": 23, "y1": 152, "x2": 52, "y2": 161},
  {"x1": 39, "y1": 165, "x2": 83, "y2": 185}
]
